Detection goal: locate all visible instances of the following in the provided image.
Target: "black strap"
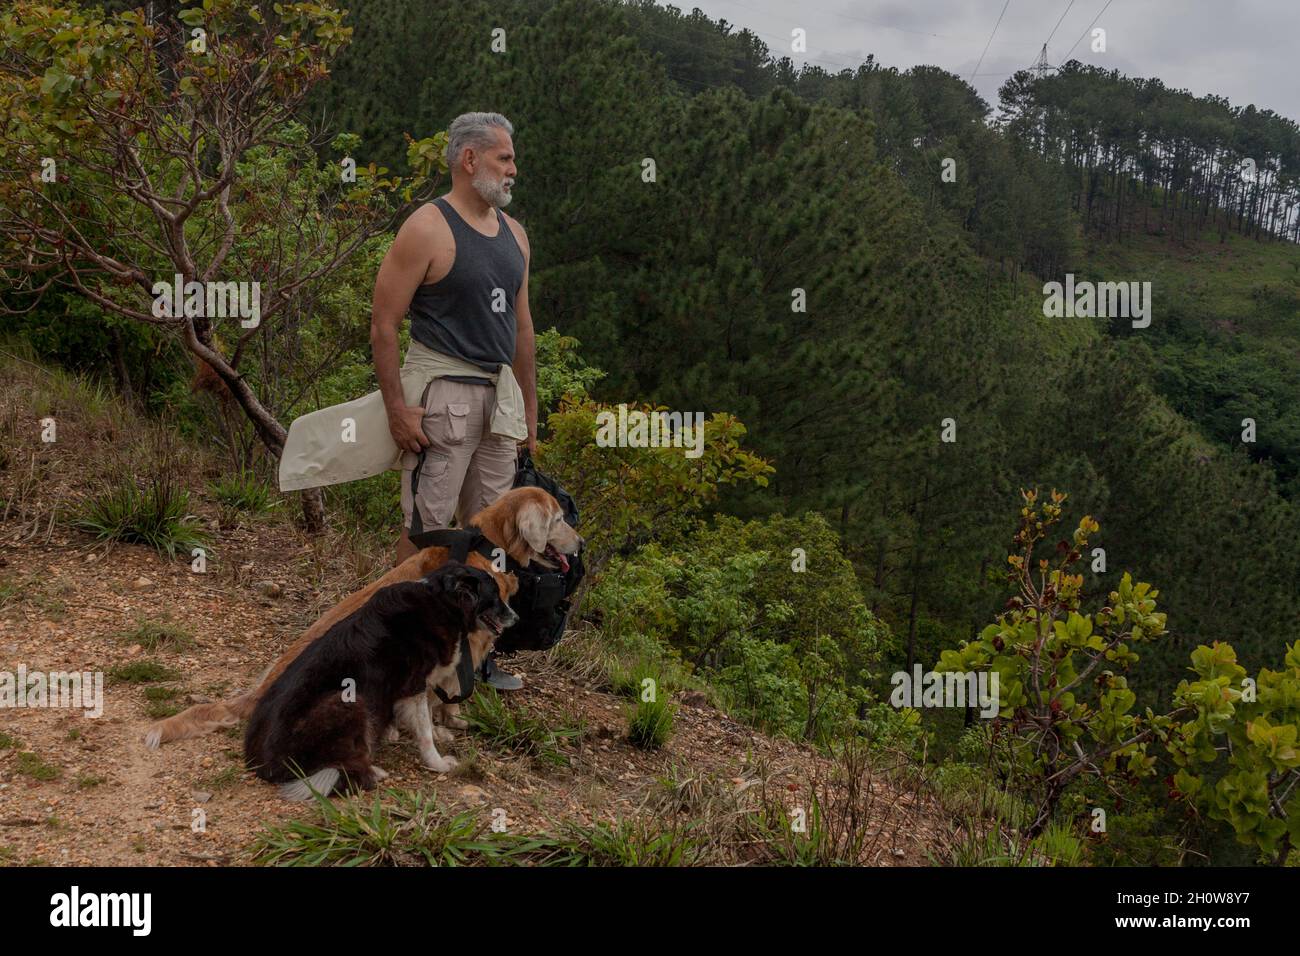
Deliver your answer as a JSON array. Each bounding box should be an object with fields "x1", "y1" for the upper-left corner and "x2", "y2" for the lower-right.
[
  {"x1": 408, "y1": 379, "x2": 436, "y2": 539},
  {"x1": 407, "y1": 525, "x2": 506, "y2": 567},
  {"x1": 433, "y1": 632, "x2": 477, "y2": 704}
]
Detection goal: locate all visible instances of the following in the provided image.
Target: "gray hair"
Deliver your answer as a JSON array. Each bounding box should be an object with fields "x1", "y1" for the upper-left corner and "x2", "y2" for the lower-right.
[{"x1": 445, "y1": 112, "x2": 514, "y2": 170}]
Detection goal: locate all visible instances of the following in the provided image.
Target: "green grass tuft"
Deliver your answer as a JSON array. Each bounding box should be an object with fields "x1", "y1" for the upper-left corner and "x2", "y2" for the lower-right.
[
  {"x1": 120, "y1": 620, "x2": 196, "y2": 652},
  {"x1": 15, "y1": 752, "x2": 60, "y2": 781},
  {"x1": 625, "y1": 693, "x2": 677, "y2": 750},
  {"x1": 540, "y1": 817, "x2": 708, "y2": 866},
  {"x1": 463, "y1": 686, "x2": 582, "y2": 767},
  {"x1": 208, "y1": 469, "x2": 279, "y2": 514},
  {"x1": 250, "y1": 787, "x2": 535, "y2": 867},
  {"x1": 202, "y1": 765, "x2": 243, "y2": 793},
  {"x1": 72, "y1": 475, "x2": 208, "y2": 559},
  {"x1": 107, "y1": 660, "x2": 180, "y2": 684},
  {"x1": 0, "y1": 576, "x2": 22, "y2": 609},
  {"x1": 143, "y1": 699, "x2": 182, "y2": 719}
]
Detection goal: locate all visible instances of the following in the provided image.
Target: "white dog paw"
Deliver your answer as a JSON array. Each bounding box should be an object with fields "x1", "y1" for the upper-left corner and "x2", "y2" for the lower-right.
[
  {"x1": 432, "y1": 726, "x2": 454, "y2": 745},
  {"x1": 445, "y1": 717, "x2": 469, "y2": 731},
  {"x1": 422, "y1": 755, "x2": 458, "y2": 774},
  {"x1": 383, "y1": 725, "x2": 400, "y2": 742},
  {"x1": 370, "y1": 765, "x2": 390, "y2": 780}
]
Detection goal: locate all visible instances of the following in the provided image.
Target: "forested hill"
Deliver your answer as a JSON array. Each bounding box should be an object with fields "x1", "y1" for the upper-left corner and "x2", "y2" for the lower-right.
[
  {"x1": 288, "y1": 0, "x2": 1300, "y2": 697},
  {"x1": 72, "y1": 0, "x2": 1299, "y2": 702}
]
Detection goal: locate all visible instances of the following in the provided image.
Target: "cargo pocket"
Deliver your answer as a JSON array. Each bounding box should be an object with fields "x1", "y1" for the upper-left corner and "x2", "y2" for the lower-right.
[
  {"x1": 446, "y1": 402, "x2": 470, "y2": 444},
  {"x1": 410, "y1": 451, "x2": 452, "y2": 534}
]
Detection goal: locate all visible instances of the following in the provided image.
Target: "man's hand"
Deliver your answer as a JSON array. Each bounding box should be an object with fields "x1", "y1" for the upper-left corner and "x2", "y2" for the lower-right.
[
  {"x1": 519, "y1": 432, "x2": 537, "y2": 456},
  {"x1": 388, "y1": 403, "x2": 431, "y2": 454}
]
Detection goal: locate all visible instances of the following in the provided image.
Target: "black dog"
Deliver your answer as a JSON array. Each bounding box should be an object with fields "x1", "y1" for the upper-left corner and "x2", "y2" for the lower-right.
[{"x1": 244, "y1": 562, "x2": 514, "y2": 800}]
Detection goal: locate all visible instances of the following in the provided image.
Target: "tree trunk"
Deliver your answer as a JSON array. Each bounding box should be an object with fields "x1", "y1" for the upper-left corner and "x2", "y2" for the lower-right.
[
  {"x1": 108, "y1": 326, "x2": 136, "y2": 409},
  {"x1": 181, "y1": 316, "x2": 327, "y2": 535},
  {"x1": 904, "y1": 474, "x2": 929, "y2": 673},
  {"x1": 300, "y1": 487, "x2": 326, "y2": 534},
  {"x1": 905, "y1": 571, "x2": 921, "y2": 673}
]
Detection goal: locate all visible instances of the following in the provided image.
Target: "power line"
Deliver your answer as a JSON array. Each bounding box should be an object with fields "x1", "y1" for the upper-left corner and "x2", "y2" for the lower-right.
[
  {"x1": 1060, "y1": 0, "x2": 1117, "y2": 64},
  {"x1": 1027, "y1": 0, "x2": 1075, "y2": 77},
  {"x1": 969, "y1": 0, "x2": 1012, "y2": 83},
  {"x1": 1043, "y1": 0, "x2": 1077, "y2": 51}
]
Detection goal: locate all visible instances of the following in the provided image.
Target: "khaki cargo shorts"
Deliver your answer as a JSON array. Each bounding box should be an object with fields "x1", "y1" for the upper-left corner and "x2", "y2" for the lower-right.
[{"x1": 399, "y1": 377, "x2": 519, "y2": 535}]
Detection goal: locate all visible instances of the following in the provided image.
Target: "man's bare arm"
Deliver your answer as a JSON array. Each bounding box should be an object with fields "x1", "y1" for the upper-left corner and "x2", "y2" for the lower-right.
[
  {"x1": 510, "y1": 219, "x2": 538, "y2": 453},
  {"x1": 371, "y1": 210, "x2": 436, "y2": 454}
]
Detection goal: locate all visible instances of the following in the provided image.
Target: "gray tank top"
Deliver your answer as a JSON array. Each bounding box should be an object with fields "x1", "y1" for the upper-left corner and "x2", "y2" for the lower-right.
[{"x1": 408, "y1": 196, "x2": 526, "y2": 379}]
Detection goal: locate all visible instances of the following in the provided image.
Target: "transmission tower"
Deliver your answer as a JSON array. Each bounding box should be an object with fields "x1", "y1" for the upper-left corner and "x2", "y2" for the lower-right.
[{"x1": 1031, "y1": 44, "x2": 1054, "y2": 81}]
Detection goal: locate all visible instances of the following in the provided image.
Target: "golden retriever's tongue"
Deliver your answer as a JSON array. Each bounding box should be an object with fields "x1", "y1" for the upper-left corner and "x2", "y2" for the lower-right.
[{"x1": 545, "y1": 545, "x2": 570, "y2": 573}]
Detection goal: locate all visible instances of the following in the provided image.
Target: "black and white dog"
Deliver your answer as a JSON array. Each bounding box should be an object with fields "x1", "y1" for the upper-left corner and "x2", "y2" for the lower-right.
[{"x1": 244, "y1": 562, "x2": 517, "y2": 800}]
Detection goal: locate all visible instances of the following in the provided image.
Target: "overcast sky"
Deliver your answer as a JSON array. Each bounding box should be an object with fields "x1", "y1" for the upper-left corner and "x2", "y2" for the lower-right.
[{"x1": 675, "y1": 0, "x2": 1300, "y2": 123}]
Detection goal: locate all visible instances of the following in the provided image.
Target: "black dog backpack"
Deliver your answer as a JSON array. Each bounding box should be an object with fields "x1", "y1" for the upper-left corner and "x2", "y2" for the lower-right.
[
  {"x1": 500, "y1": 450, "x2": 585, "y2": 652},
  {"x1": 407, "y1": 449, "x2": 584, "y2": 653}
]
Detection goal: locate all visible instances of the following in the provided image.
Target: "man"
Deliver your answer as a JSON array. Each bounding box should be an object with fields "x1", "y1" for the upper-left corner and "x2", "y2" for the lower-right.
[{"x1": 370, "y1": 111, "x2": 537, "y2": 689}]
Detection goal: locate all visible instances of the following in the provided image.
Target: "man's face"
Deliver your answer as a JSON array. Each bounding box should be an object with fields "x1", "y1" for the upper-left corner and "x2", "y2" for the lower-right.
[{"x1": 470, "y1": 129, "x2": 517, "y2": 208}]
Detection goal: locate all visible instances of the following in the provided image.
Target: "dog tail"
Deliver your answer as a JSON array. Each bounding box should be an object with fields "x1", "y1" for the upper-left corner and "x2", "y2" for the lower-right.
[
  {"x1": 279, "y1": 768, "x2": 342, "y2": 802},
  {"x1": 143, "y1": 691, "x2": 258, "y2": 749}
]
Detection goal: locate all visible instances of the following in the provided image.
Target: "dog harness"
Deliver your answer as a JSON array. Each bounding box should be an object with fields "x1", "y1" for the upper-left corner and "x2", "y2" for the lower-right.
[
  {"x1": 433, "y1": 631, "x2": 477, "y2": 705},
  {"x1": 408, "y1": 525, "x2": 499, "y2": 565}
]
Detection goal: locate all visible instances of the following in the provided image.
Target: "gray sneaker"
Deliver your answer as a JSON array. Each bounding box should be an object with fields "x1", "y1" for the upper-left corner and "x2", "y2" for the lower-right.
[{"x1": 480, "y1": 655, "x2": 523, "y2": 691}]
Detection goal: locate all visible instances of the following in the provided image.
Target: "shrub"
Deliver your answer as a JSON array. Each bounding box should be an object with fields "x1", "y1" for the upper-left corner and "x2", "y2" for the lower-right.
[
  {"x1": 586, "y1": 511, "x2": 892, "y2": 744},
  {"x1": 538, "y1": 395, "x2": 773, "y2": 577},
  {"x1": 1169, "y1": 639, "x2": 1300, "y2": 864},
  {"x1": 533, "y1": 328, "x2": 606, "y2": 416},
  {"x1": 935, "y1": 489, "x2": 1184, "y2": 838}
]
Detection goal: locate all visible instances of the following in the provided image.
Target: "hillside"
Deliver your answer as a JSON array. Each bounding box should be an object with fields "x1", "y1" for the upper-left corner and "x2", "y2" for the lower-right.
[
  {"x1": 0, "y1": 353, "x2": 952, "y2": 866},
  {"x1": 1084, "y1": 227, "x2": 1300, "y2": 496}
]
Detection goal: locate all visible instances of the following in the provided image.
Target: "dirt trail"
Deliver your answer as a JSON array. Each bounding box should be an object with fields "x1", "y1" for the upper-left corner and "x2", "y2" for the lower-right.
[{"x1": 0, "y1": 524, "x2": 950, "y2": 866}]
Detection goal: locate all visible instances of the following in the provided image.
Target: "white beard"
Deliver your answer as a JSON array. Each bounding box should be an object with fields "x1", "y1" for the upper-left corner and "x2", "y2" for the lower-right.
[{"x1": 473, "y1": 171, "x2": 513, "y2": 208}]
